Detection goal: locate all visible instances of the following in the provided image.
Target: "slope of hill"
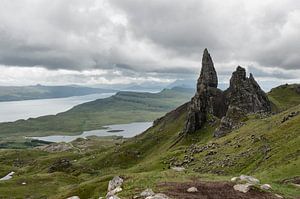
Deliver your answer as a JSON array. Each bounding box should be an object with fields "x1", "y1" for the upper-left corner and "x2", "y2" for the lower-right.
[
  {"x1": 268, "y1": 84, "x2": 300, "y2": 111},
  {"x1": 0, "y1": 89, "x2": 299, "y2": 198},
  {"x1": 0, "y1": 87, "x2": 194, "y2": 147},
  {"x1": 0, "y1": 85, "x2": 116, "y2": 102}
]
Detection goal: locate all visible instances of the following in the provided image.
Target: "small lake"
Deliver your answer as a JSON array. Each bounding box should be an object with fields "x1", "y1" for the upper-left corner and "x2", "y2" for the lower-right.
[
  {"x1": 0, "y1": 93, "x2": 115, "y2": 122},
  {"x1": 30, "y1": 122, "x2": 153, "y2": 143}
]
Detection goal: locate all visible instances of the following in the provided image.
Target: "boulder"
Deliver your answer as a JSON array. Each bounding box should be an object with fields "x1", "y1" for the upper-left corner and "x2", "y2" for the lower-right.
[
  {"x1": 239, "y1": 175, "x2": 260, "y2": 184},
  {"x1": 140, "y1": 188, "x2": 155, "y2": 197},
  {"x1": 66, "y1": 196, "x2": 80, "y2": 199},
  {"x1": 107, "y1": 196, "x2": 121, "y2": 199},
  {"x1": 233, "y1": 183, "x2": 252, "y2": 193},
  {"x1": 108, "y1": 176, "x2": 124, "y2": 192},
  {"x1": 187, "y1": 187, "x2": 198, "y2": 193},
  {"x1": 106, "y1": 187, "x2": 122, "y2": 197},
  {"x1": 260, "y1": 184, "x2": 272, "y2": 190}
]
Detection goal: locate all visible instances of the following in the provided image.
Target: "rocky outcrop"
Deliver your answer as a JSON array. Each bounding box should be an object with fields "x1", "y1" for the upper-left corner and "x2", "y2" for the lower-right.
[
  {"x1": 184, "y1": 49, "x2": 226, "y2": 134},
  {"x1": 184, "y1": 49, "x2": 271, "y2": 137}
]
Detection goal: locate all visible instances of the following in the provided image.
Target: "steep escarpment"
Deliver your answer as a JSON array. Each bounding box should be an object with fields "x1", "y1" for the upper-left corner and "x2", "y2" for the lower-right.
[{"x1": 184, "y1": 49, "x2": 271, "y2": 137}]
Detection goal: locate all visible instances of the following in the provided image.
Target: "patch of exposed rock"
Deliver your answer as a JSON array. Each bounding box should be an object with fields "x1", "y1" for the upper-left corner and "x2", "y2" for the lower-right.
[
  {"x1": 184, "y1": 49, "x2": 271, "y2": 137},
  {"x1": 36, "y1": 142, "x2": 73, "y2": 152}
]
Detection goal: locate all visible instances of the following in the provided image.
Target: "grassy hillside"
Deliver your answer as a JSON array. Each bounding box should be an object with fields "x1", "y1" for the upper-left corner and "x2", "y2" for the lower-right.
[
  {"x1": 0, "y1": 87, "x2": 194, "y2": 143},
  {"x1": 268, "y1": 84, "x2": 300, "y2": 111},
  {"x1": 0, "y1": 98, "x2": 299, "y2": 198},
  {"x1": 0, "y1": 85, "x2": 116, "y2": 102}
]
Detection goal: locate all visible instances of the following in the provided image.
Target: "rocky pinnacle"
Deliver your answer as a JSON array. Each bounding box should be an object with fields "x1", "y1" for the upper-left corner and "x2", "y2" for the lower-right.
[{"x1": 184, "y1": 49, "x2": 271, "y2": 137}]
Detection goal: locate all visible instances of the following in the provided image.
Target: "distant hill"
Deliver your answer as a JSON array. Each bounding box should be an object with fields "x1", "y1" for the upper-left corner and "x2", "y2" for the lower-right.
[
  {"x1": 0, "y1": 85, "x2": 116, "y2": 102},
  {"x1": 0, "y1": 87, "x2": 194, "y2": 141},
  {"x1": 268, "y1": 84, "x2": 300, "y2": 111}
]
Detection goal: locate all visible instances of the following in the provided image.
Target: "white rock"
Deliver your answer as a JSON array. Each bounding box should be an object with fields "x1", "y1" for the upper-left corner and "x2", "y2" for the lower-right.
[
  {"x1": 108, "y1": 176, "x2": 124, "y2": 191},
  {"x1": 107, "y1": 196, "x2": 121, "y2": 199},
  {"x1": 66, "y1": 196, "x2": 80, "y2": 199},
  {"x1": 260, "y1": 184, "x2": 272, "y2": 190},
  {"x1": 106, "y1": 187, "x2": 122, "y2": 197},
  {"x1": 231, "y1": 177, "x2": 239, "y2": 182},
  {"x1": 171, "y1": 167, "x2": 185, "y2": 172},
  {"x1": 21, "y1": 182, "x2": 26, "y2": 185},
  {"x1": 233, "y1": 183, "x2": 252, "y2": 193},
  {"x1": 140, "y1": 188, "x2": 155, "y2": 197},
  {"x1": 274, "y1": 194, "x2": 283, "y2": 198},
  {"x1": 145, "y1": 193, "x2": 170, "y2": 199},
  {"x1": 240, "y1": 175, "x2": 260, "y2": 184},
  {"x1": 187, "y1": 187, "x2": 198, "y2": 193}
]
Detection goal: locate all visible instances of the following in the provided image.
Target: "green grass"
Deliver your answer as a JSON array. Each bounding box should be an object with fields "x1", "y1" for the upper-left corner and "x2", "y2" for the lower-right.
[{"x1": 268, "y1": 84, "x2": 300, "y2": 111}]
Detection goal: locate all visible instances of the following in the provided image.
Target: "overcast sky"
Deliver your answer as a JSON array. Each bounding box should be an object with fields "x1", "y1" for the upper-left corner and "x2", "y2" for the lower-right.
[{"x1": 0, "y1": 0, "x2": 299, "y2": 90}]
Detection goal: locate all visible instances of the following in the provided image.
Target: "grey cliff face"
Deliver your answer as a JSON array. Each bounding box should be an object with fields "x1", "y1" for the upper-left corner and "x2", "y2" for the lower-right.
[{"x1": 184, "y1": 49, "x2": 271, "y2": 137}]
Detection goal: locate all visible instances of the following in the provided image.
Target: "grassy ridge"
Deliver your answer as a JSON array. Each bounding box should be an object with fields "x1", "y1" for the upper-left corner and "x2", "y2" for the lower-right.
[
  {"x1": 0, "y1": 85, "x2": 116, "y2": 102},
  {"x1": 268, "y1": 84, "x2": 300, "y2": 111}
]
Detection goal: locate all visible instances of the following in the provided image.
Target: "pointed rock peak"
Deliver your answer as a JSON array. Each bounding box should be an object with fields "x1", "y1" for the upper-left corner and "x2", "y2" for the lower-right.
[
  {"x1": 231, "y1": 66, "x2": 246, "y2": 84},
  {"x1": 199, "y1": 48, "x2": 218, "y2": 88}
]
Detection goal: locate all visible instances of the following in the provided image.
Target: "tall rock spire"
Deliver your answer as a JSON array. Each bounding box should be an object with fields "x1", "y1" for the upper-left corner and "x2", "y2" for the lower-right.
[
  {"x1": 184, "y1": 48, "x2": 221, "y2": 134},
  {"x1": 198, "y1": 48, "x2": 218, "y2": 89}
]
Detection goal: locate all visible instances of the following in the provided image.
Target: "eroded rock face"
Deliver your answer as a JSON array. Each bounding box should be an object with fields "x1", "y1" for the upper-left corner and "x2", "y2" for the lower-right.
[
  {"x1": 184, "y1": 49, "x2": 271, "y2": 137},
  {"x1": 184, "y1": 49, "x2": 225, "y2": 134}
]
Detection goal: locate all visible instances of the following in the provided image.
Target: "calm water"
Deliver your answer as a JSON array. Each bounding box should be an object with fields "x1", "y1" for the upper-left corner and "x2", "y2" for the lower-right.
[
  {"x1": 0, "y1": 93, "x2": 115, "y2": 122},
  {"x1": 30, "y1": 122, "x2": 153, "y2": 142}
]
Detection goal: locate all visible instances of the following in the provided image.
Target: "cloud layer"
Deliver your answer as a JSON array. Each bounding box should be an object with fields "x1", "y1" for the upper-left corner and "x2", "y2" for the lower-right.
[{"x1": 0, "y1": 0, "x2": 299, "y2": 88}]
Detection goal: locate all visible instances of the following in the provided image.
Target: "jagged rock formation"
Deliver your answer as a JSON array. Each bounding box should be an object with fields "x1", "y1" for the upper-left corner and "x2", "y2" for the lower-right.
[
  {"x1": 184, "y1": 49, "x2": 271, "y2": 137},
  {"x1": 184, "y1": 49, "x2": 225, "y2": 134}
]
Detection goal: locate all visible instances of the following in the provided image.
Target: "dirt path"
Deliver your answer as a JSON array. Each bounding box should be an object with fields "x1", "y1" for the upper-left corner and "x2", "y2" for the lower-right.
[{"x1": 159, "y1": 181, "x2": 280, "y2": 199}]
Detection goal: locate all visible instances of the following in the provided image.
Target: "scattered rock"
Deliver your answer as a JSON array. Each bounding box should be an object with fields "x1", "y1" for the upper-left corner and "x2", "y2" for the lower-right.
[
  {"x1": 106, "y1": 187, "x2": 122, "y2": 197},
  {"x1": 140, "y1": 188, "x2": 155, "y2": 197},
  {"x1": 239, "y1": 175, "x2": 260, "y2": 184},
  {"x1": 171, "y1": 166, "x2": 185, "y2": 172},
  {"x1": 108, "y1": 176, "x2": 124, "y2": 192},
  {"x1": 233, "y1": 183, "x2": 252, "y2": 193},
  {"x1": 187, "y1": 187, "x2": 198, "y2": 193},
  {"x1": 145, "y1": 193, "x2": 169, "y2": 199},
  {"x1": 48, "y1": 159, "x2": 72, "y2": 173},
  {"x1": 260, "y1": 184, "x2": 272, "y2": 190},
  {"x1": 36, "y1": 142, "x2": 73, "y2": 152},
  {"x1": 281, "y1": 111, "x2": 299, "y2": 123}
]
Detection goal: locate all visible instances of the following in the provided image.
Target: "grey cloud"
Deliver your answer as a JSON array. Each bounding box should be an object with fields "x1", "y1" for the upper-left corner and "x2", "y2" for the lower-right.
[{"x1": 0, "y1": 0, "x2": 299, "y2": 86}]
